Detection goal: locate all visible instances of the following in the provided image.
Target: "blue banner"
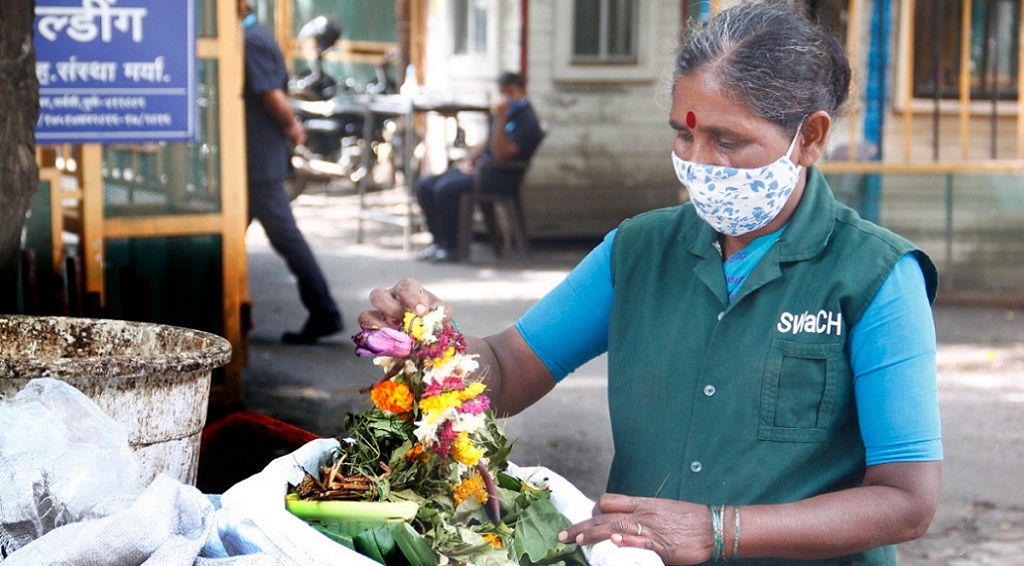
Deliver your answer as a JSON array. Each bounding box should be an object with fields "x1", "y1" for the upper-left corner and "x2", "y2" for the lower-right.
[{"x1": 34, "y1": 0, "x2": 196, "y2": 143}]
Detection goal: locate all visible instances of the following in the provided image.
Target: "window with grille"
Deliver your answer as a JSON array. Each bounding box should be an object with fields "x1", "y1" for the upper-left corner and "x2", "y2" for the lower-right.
[
  {"x1": 453, "y1": 0, "x2": 488, "y2": 55},
  {"x1": 572, "y1": 0, "x2": 637, "y2": 63},
  {"x1": 913, "y1": 0, "x2": 1019, "y2": 101}
]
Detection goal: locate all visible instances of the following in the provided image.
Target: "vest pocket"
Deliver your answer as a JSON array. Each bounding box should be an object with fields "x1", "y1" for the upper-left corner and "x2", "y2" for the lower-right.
[{"x1": 758, "y1": 339, "x2": 840, "y2": 443}]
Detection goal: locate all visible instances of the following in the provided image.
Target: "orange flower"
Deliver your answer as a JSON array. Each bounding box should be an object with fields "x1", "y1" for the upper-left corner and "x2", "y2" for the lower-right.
[
  {"x1": 405, "y1": 444, "x2": 427, "y2": 463},
  {"x1": 452, "y1": 472, "x2": 489, "y2": 506},
  {"x1": 481, "y1": 533, "x2": 503, "y2": 548},
  {"x1": 371, "y1": 379, "x2": 414, "y2": 414}
]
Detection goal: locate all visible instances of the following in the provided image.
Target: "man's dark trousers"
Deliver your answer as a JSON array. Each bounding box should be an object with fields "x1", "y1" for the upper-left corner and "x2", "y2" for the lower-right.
[
  {"x1": 249, "y1": 178, "x2": 338, "y2": 318},
  {"x1": 415, "y1": 166, "x2": 473, "y2": 253},
  {"x1": 415, "y1": 165, "x2": 518, "y2": 253}
]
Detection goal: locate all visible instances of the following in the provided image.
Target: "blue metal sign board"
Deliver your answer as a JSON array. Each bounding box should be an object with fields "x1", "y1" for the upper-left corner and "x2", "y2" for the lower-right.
[{"x1": 34, "y1": 0, "x2": 196, "y2": 143}]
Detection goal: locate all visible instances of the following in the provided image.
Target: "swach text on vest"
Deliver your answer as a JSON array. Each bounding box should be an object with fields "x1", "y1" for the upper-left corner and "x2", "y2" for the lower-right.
[{"x1": 777, "y1": 310, "x2": 843, "y2": 336}]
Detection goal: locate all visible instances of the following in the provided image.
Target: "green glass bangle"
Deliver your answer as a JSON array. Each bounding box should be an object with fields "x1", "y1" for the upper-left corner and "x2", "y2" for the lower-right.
[{"x1": 709, "y1": 504, "x2": 725, "y2": 562}]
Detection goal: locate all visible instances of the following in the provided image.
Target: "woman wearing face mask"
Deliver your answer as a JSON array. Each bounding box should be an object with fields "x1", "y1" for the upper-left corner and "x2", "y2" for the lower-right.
[{"x1": 360, "y1": 3, "x2": 942, "y2": 564}]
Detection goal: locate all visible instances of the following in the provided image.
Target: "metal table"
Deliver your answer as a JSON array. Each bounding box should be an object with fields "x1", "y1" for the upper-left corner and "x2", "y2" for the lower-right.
[{"x1": 355, "y1": 94, "x2": 490, "y2": 251}]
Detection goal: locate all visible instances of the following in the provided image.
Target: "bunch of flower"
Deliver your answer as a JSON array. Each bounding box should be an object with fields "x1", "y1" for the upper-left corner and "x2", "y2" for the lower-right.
[
  {"x1": 294, "y1": 307, "x2": 588, "y2": 566},
  {"x1": 368, "y1": 310, "x2": 490, "y2": 471}
]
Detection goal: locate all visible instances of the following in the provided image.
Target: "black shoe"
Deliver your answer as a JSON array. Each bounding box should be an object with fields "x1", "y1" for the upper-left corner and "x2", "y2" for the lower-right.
[
  {"x1": 415, "y1": 244, "x2": 440, "y2": 261},
  {"x1": 429, "y1": 247, "x2": 458, "y2": 263},
  {"x1": 281, "y1": 313, "x2": 343, "y2": 345}
]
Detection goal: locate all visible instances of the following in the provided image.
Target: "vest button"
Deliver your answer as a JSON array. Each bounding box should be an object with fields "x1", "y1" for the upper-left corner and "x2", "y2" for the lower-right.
[
  {"x1": 690, "y1": 461, "x2": 703, "y2": 473},
  {"x1": 703, "y1": 384, "x2": 716, "y2": 397},
  {"x1": 717, "y1": 311, "x2": 725, "y2": 321}
]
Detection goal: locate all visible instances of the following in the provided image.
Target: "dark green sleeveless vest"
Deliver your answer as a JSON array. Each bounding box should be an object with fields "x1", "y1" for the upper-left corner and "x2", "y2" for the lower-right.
[{"x1": 607, "y1": 167, "x2": 937, "y2": 565}]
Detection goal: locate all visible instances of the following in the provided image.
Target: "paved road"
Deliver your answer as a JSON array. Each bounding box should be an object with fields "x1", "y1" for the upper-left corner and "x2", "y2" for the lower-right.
[{"x1": 241, "y1": 190, "x2": 1024, "y2": 564}]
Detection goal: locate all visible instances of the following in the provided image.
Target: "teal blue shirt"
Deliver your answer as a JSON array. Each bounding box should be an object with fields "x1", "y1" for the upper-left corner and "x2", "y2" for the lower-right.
[{"x1": 517, "y1": 219, "x2": 941, "y2": 466}]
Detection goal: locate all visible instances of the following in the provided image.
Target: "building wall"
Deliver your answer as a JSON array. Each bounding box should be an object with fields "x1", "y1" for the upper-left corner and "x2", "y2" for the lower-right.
[
  {"x1": 418, "y1": 0, "x2": 684, "y2": 239},
  {"x1": 523, "y1": 0, "x2": 684, "y2": 238}
]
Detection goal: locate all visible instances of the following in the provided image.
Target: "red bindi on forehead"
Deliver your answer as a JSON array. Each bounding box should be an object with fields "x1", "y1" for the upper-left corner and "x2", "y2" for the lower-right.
[{"x1": 686, "y1": 110, "x2": 697, "y2": 129}]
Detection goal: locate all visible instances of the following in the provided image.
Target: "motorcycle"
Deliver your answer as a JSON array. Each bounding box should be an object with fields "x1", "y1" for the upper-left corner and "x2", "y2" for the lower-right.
[{"x1": 285, "y1": 16, "x2": 402, "y2": 199}]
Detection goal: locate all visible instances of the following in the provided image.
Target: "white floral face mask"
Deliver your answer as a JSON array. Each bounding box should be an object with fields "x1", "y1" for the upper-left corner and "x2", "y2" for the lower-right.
[{"x1": 672, "y1": 126, "x2": 803, "y2": 236}]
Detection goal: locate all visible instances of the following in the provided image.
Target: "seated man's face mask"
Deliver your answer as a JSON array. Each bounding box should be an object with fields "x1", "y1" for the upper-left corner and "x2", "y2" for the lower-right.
[{"x1": 671, "y1": 123, "x2": 804, "y2": 236}]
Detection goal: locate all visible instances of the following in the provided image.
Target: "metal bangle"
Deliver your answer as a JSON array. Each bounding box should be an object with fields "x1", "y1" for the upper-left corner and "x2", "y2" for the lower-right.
[
  {"x1": 732, "y1": 504, "x2": 741, "y2": 560},
  {"x1": 709, "y1": 504, "x2": 725, "y2": 562}
]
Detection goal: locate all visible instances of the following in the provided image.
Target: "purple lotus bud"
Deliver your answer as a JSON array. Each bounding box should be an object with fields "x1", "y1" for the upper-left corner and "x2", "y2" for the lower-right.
[{"x1": 353, "y1": 327, "x2": 414, "y2": 357}]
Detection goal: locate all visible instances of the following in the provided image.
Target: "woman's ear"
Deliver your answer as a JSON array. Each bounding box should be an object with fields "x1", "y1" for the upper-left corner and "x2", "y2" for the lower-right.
[{"x1": 796, "y1": 111, "x2": 832, "y2": 167}]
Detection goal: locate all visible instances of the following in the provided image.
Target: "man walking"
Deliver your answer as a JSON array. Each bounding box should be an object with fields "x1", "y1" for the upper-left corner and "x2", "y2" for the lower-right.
[{"x1": 240, "y1": 0, "x2": 342, "y2": 344}]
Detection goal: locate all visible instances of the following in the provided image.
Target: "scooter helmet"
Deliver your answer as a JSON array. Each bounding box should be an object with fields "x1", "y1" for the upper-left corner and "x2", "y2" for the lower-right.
[{"x1": 298, "y1": 16, "x2": 342, "y2": 53}]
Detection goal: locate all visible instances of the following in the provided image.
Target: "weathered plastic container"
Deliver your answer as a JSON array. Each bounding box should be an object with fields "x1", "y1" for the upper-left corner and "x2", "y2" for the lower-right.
[{"x1": 0, "y1": 315, "x2": 232, "y2": 486}]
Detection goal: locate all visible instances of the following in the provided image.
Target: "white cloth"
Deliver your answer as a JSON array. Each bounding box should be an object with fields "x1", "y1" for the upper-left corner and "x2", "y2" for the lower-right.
[
  {"x1": 507, "y1": 463, "x2": 665, "y2": 566},
  {"x1": 3, "y1": 474, "x2": 213, "y2": 566}
]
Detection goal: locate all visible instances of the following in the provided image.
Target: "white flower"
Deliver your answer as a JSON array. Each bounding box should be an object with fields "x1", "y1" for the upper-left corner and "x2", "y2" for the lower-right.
[
  {"x1": 454, "y1": 355, "x2": 479, "y2": 376},
  {"x1": 418, "y1": 307, "x2": 447, "y2": 344},
  {"x1": 452, "y1": 412, "x2": 486, "y2": 434},
  {"x1": 423, "y1": 353, "x2": 479, "y2": 384},
  {"x1": 413, "y1": 407, "x2": 457, "y2": 444},
  {"x1": 373, "y1": 356, "x2": 398, "y2": 372},
  {"x1": 413, "y1": 416, "x2": 440, "y2": 445}
]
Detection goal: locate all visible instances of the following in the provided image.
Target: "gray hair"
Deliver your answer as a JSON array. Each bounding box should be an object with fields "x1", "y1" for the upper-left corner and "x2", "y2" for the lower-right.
[{"x1": 673, "y1": 1, "x2": 851, "y2": 134}]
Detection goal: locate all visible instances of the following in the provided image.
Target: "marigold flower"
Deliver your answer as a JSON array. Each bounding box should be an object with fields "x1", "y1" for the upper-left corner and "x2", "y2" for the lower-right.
[
  {"x1": 452, "y1": 472, "x2": 489, "y2": 506},
  {"x1": 370, "y1": 379, "x2": 414, "y2": 414},
  {"x1": 419, "y1": 390, "x2": 463, "y2": 415},
  {"x1": 459, "y1": 382, "x2": 486, "y2": 401},
  {"x1": 481, "y1": 533, "x2": 503, "y2": 548},
  {"x1": 405, "y1": 444, "x2": 427, "y2": 464},
  {"x1": 451, "y1": 431, "x2": 484, "y2": 466}
]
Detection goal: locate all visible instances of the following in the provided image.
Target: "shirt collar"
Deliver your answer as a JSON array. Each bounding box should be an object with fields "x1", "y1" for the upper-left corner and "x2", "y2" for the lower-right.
[{"x1": 773, "y1": 166, "x2": 835, "y2": 261}]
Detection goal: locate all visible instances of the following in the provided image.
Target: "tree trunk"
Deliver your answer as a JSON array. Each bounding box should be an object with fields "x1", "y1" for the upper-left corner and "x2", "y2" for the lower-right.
[{"x1": 0, "y1": 0, "x2": 39, "y2": 313}]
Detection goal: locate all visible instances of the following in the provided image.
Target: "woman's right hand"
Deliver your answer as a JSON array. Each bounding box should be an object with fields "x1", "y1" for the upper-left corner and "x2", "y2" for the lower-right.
[{"x1": 358, "y1": 278, "x2": 453, "y2": 330}]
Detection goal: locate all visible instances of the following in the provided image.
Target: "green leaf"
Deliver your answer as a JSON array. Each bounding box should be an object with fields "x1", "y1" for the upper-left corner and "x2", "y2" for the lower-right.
[
  {"x1": 308, "y1": 523, "x2": 355, "y2": 549},
  {"x1": 444, "y1": 528, "x2": 508, "y2": 565},
  {"x1": 371, "y1": 525, "x2": 402, "y2": 564},
  {"x1": 352, "y1": 527, "x2": 388, "y2": 564},
  {"x1": 388, "y1": 521, "x2": 440, "y2": 566},
  {"x1": 510, "y1": 498, "x2": 589, "y2": 566},
  {"x1": 496, "y1": 472, "x2": 523, "y2": 492}
]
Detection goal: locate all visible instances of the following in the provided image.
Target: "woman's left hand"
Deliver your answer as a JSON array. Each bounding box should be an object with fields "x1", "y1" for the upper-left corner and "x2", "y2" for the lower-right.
[{"x1": 559, "y1": 494, "x2": 714, "y2": 566}]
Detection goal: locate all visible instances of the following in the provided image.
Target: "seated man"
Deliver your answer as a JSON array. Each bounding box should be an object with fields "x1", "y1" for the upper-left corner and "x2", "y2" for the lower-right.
[{"x1": 415, "y1": 72, "x2": 545, "y2": 263}]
